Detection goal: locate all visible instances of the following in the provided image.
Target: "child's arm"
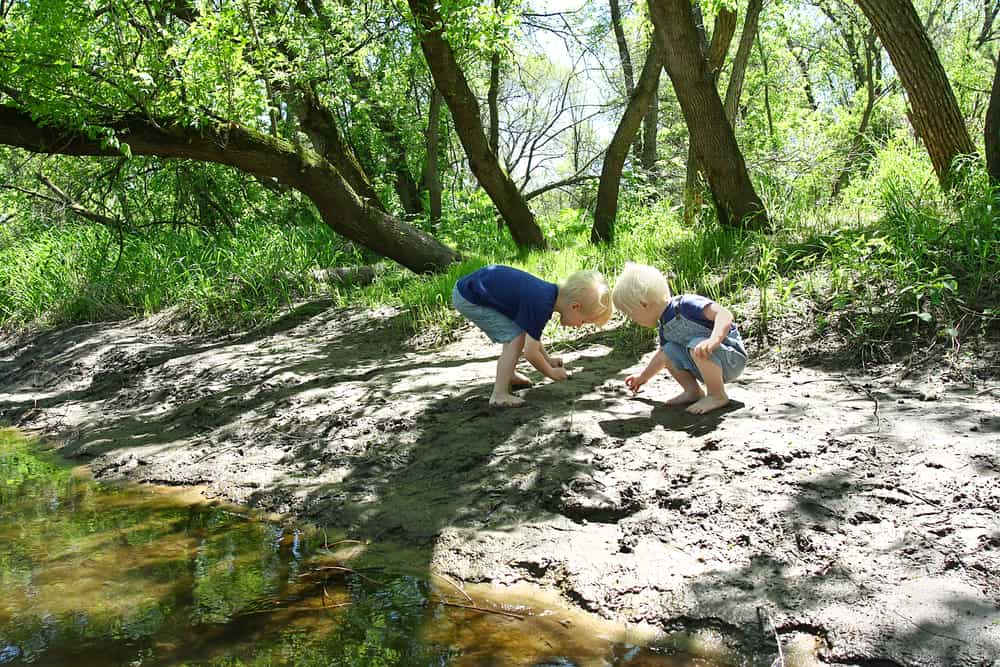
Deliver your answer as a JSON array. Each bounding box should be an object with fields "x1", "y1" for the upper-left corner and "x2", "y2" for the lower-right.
[
  {"x1": 692, "y1": 303, "x2": 734, "y2": 359},
  {"x1": 541, "y1": 347, "x2": 564, "y2": 368},
  {"x1": 524, "y1": 337, "x2": 568, "y2": 381},
  {"x1": 626, "y1": 349, "x2": 667, "y2": 392}
]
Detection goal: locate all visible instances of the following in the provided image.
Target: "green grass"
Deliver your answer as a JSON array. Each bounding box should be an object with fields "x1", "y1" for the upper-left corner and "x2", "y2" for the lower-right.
[{"x1": 2, "y1": 141, "x2": 997, "y2": 363}]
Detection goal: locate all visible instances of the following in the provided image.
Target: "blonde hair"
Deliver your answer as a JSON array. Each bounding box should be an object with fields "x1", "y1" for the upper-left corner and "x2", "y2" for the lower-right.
[
  {"x1": 560, "y1": 270, "x2": 613, "y2": 327},
  {"x1": 612, "y1": 262, "x2": 671, "y2": 314}
]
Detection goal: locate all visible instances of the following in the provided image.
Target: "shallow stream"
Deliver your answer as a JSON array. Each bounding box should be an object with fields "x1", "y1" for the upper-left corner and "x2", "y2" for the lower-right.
[{"x1": 0, "y1": 429, "x2": 739, "y2": 666}]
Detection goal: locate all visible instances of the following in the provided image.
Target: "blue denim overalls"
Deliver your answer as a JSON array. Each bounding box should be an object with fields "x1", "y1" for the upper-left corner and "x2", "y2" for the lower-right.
[{"x1": 658, "y1": 300, "x2": 748, "y2": 382}]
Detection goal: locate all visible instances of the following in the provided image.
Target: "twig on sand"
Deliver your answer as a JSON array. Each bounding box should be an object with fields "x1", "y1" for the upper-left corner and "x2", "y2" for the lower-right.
[
  {"x1": 758, "y1": 608, "x2": 785, "y2": 667},
  {"x1": 439, "y1": 600, "x2": 525, "y2": 621},
  {"x1": 840, "y1": 373, "x2": 880, "y2": 432},
  {"x1": 301, "y1": 564, "x2": 385, "y2": 586},
  {"x1": 238, "y1": 602, "x2": 351, "y2": 616},
  {"x1": 433, "y1": 572, "x2": 473, "y2": 603},
  {"x1": 976, "y1": 386, "x2": 1000, "y2": 396}
]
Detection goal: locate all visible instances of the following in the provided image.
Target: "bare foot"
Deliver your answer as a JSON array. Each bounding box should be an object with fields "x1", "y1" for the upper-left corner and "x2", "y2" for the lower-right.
[
  {"x1": 686, "y1": 395, "x2": 729, "y2": 414},
  {"x1": 490, "y1": 393, "x2": 527, "y2": 408},
  {"x1": 665, "y1": 389, "x2": 704, "y2": 406},
  {"x1": 510, "y1": 372, "x2": 533, "y2": 388}
]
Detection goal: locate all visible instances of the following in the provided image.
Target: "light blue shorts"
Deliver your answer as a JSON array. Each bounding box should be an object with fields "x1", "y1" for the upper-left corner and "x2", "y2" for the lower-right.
[
  {"x1": 452, "y1": 286, "x2": 524, "y2": 344},
  {"x1": 661, "y1": 338, "x2": 747, "y2": 383}
]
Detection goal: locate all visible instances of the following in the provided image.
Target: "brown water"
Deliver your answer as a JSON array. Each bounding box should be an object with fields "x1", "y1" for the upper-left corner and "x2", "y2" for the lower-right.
[{"x1": 0, "y1": 429, "x2": 738, "y2": 666}]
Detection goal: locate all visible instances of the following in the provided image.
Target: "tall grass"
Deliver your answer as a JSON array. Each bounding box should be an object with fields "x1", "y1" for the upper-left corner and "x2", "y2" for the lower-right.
[
  {"x1": 0, "y1": 218, "x2": 353, "y2": 331},
  {"x1": 2, "y1": 138, "x2": 997, "y2": 363}
]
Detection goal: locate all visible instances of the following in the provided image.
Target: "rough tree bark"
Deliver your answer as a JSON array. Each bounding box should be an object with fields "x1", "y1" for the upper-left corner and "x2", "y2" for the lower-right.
[
  {"x1": 684, "y1": 4, "x2": 737, "y2": 222},
  {"x1": 987, "y1": 51, "x2": 1000, "y2": 185},
  {"x1": 488, "y1": 0, "x2": 501, "y2": 157},
  {"x1": 592, "y1": 33, "x2": 665, "y2": 243},
  {"x1": 422, "y1": 89, "x2": 445, "y2": 223},
  {"x1": 722, "y1": 0, "x2": 763, "y2": 124},
  {"x1": 0, "y1": 107, "x2": 459, "y2": 273},
  {"x1": 609, "y1": 0, "x2": 642, "y2": 159},
  {"x1": 292, "y1": 86, "x2": 388, "y2": 215},
  {"x1": 408, "y1": 0, "x2": 546, "y2": 249},
  {"x1": 651, "y1": 0, "x2": 766, "y2": 228},
  {"x1": 854, "y1": 0, "x2": 976, "y2": 188}
]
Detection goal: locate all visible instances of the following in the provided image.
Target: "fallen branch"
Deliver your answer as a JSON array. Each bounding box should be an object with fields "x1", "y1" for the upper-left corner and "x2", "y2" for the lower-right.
[
  {"x1": 841, "y1": 373, "x2": 880, "y2": 432},
  {"x1": 439, "y1": 600, "x2": 525, "y2": 621}
]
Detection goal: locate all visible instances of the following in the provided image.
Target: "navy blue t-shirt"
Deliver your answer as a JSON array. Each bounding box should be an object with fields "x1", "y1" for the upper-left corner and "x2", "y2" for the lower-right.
[
  {"x1": 659, "y1": 294, "x2": 738, "y2": 333},
  {"x1": 456, "y1": 265, "x2": 558, "y2": 340}
]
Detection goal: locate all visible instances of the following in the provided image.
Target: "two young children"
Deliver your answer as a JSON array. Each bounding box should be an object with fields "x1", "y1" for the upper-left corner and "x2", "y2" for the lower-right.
[{"x1": 453, "y1": 262, "x2": 747, "y2": 413}]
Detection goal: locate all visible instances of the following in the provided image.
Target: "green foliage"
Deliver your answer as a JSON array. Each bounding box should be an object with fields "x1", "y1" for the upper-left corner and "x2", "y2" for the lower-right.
[{"x1": 0, "y1": 215, "x2": 353, "y2": 331}]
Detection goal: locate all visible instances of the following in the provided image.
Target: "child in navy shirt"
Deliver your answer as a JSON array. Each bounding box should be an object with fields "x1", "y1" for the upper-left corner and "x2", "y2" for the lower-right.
[
  {"x1": 612, "y1": 262, "x2": 747, "y2": 414},
  {"x1": 453, "y1": 265, "x2": 612, "y2": 407}
]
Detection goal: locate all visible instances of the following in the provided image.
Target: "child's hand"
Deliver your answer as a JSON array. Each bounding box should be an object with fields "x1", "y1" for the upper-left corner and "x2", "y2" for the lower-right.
[
  {"x1": 549, "y1": 356, "x2": 564, "y2": 368},
  {"x1": 625, "y1": 374, "x2": 646, "y2": 393},
  {"x1": 549, "y1": 367, "x2": 569, "y2": 381},
  {"x1": 692, "y1": 339, "x2": 719, "y2": 359}
]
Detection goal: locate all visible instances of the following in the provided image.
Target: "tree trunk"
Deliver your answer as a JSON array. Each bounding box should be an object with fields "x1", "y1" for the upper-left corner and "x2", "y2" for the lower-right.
[
  {"x1": 787, "y1": 38, "x2": 818, "y2": 111},
  {"x1": 723, "y1": 0, "x2": 763, "y2": 124},
  {"x1": 684, "y1": 5, "x2": 736, "y2": 216},
  {"x1": 854, "y1": 0, "x2": 976, "y2": 188},
  {"x1": 757, "y1": 34, "x2": 777, "y2": 148},
  {"x1": 833, "y1": 32, "x2": 877, "y2": 197},
  {"x1": 641, "y1": 73, "x2": 660, "y2": 172},
  {"x1": 488, "y1": 0, "x2": 501, "y2": 157},
  {"x1": 592, "y1": 34, "x2": 665, "y2": 243},
  {"x1": 292, "y1": 87, "x2": 388, "y2": 215},
  {"x1": 650, "y1": 0, "x2": 766, "y2": 228},
  {"x1": 408, "y1": 0, "x2": 546, "y2": 249},
  {"x1": 422, "y1": 89, "x2": 445, "y2": 223},
  {"x1": 987, "y1": 51, "x2": 1000, "y2": 185},
  {"x1": 0, "y1": 107, "x2": 459, "y2": 273},
  {"x1": 345, "y1": 70, "x2": 424, "y2": 217},
  {"x1": 610, "y1": 0, "x2": 642, "y2": 159}
]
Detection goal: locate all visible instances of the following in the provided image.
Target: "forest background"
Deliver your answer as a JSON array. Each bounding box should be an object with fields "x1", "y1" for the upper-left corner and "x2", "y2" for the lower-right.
[{"x1": 0, "y1": 0, "x2": 998, "y2": 362}]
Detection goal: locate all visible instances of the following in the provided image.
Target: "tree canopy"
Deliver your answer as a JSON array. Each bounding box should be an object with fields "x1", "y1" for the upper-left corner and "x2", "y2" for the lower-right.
[{"x1": 0, "y1": 0, "x2": 997, "y2": 272}]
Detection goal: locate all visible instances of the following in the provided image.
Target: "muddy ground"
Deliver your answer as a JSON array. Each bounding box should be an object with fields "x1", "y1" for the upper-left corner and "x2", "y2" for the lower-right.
[{"x1": 1, "y1": 302, "x2": 998, "y2": 666}]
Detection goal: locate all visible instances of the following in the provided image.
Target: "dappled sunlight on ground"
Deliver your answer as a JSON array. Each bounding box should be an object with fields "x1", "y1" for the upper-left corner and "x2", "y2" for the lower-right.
[{"x1": 1, "y1": 303, "x2": 997, "y2": 665}]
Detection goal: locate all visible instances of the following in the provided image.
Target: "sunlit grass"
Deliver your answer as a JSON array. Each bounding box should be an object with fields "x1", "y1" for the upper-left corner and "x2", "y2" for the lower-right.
[{"x1": 1, "y1": 141, "x2": 997, "y2": 361}]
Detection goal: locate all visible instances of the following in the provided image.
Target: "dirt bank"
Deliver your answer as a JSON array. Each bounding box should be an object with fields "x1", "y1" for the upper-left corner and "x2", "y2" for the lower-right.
[{"x1": 1, "y1": 303, "x2": 998, "y2": 665}]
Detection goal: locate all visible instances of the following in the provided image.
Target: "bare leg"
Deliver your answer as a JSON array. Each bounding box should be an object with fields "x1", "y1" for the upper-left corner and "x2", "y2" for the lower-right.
[
  {"x1": 663, "y1": 358, "x2": 705, "y2": 405},
  {"x1": 492, "y1": 334, "x2": 527, "y2": 407},
  {"x1": 686, "y1": 354, "x2": 728, "y2": 414}
]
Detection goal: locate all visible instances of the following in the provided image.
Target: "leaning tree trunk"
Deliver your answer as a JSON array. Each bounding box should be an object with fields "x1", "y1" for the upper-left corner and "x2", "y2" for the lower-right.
[
  {"x1": 0, "y1": 107, "x2": 459, "y2": 273},
  {"x1": 649, "y1": 0, "x2": 767, "y2": 228},
  {"x1": 723, "y1": 0, "x2": 763, "y2": 124},
  {"x1": 422, "y1": 89, "x2": 445, "y2": 223},
  {"x1": 292, "y1": 86, "x2": 388, "y2": 215},
  {"x1": 832, "y1": 31, "x2": 878, "y2": 197},
  {"x1": 684, "y1": 5, "x2": 737, "y2": 223},
  {"x1": 641, "y1": 79, "x2": 660, "y2": 172},
  {"x1": 488, "y1": 0, "x2": 502, "y2": 157},
  {"x1": 610, "y1": 0, "x2": 642, "y2": 159},
  {"x1": 408, "y1": 0, "x2": 546, "y2": 249},
  {"x1": 986, "y1": 51, "x2": 1000, "y2": 185},
  {"x1": 592, "y1": 33, "x2": 665, "y2": 243},
  {"x1": 854, "y1": 0, "x2": 976, "y2": 188}
]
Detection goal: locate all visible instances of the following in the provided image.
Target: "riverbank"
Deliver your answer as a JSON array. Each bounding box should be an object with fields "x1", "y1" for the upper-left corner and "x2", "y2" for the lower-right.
[{"x1": 1, "y1": 303, "x2": 998, "y2": 665}]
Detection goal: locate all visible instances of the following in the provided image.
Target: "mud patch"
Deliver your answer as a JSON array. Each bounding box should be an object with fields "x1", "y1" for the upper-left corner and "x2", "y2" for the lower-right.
[{"x1": 1, "y1": 305, "x2": 998, "y2": 666}]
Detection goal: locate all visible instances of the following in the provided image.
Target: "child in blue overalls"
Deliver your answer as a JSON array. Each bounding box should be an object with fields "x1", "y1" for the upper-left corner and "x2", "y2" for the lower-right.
[{"x1": 612, "y1": 262, "x2": 747, "y2": 414}]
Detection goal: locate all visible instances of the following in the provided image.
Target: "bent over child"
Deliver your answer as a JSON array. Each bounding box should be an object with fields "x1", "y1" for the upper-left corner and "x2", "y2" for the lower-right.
[
  {"x1": 612, "y1": 262, "x2": 747, "y2": 414},
  {"x1": 452, "y1": 265, "x2": 612, "y2": 407}
]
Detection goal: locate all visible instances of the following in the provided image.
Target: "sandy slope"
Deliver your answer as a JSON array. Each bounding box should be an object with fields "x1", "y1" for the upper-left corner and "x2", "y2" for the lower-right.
[{"x1": 1, "y1": 303, "x2": 998, "y2": 665}]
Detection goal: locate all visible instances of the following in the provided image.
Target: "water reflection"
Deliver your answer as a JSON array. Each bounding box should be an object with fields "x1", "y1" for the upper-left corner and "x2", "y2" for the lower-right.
[{"x1": 0, "y1": 430, "x2": 727, "y2": 666}]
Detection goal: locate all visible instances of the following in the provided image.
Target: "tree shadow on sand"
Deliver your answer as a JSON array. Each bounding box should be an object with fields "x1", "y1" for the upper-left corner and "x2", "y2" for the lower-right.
[{"x1": 2, "y1": 304, "x2": 999, "y2": 665}]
